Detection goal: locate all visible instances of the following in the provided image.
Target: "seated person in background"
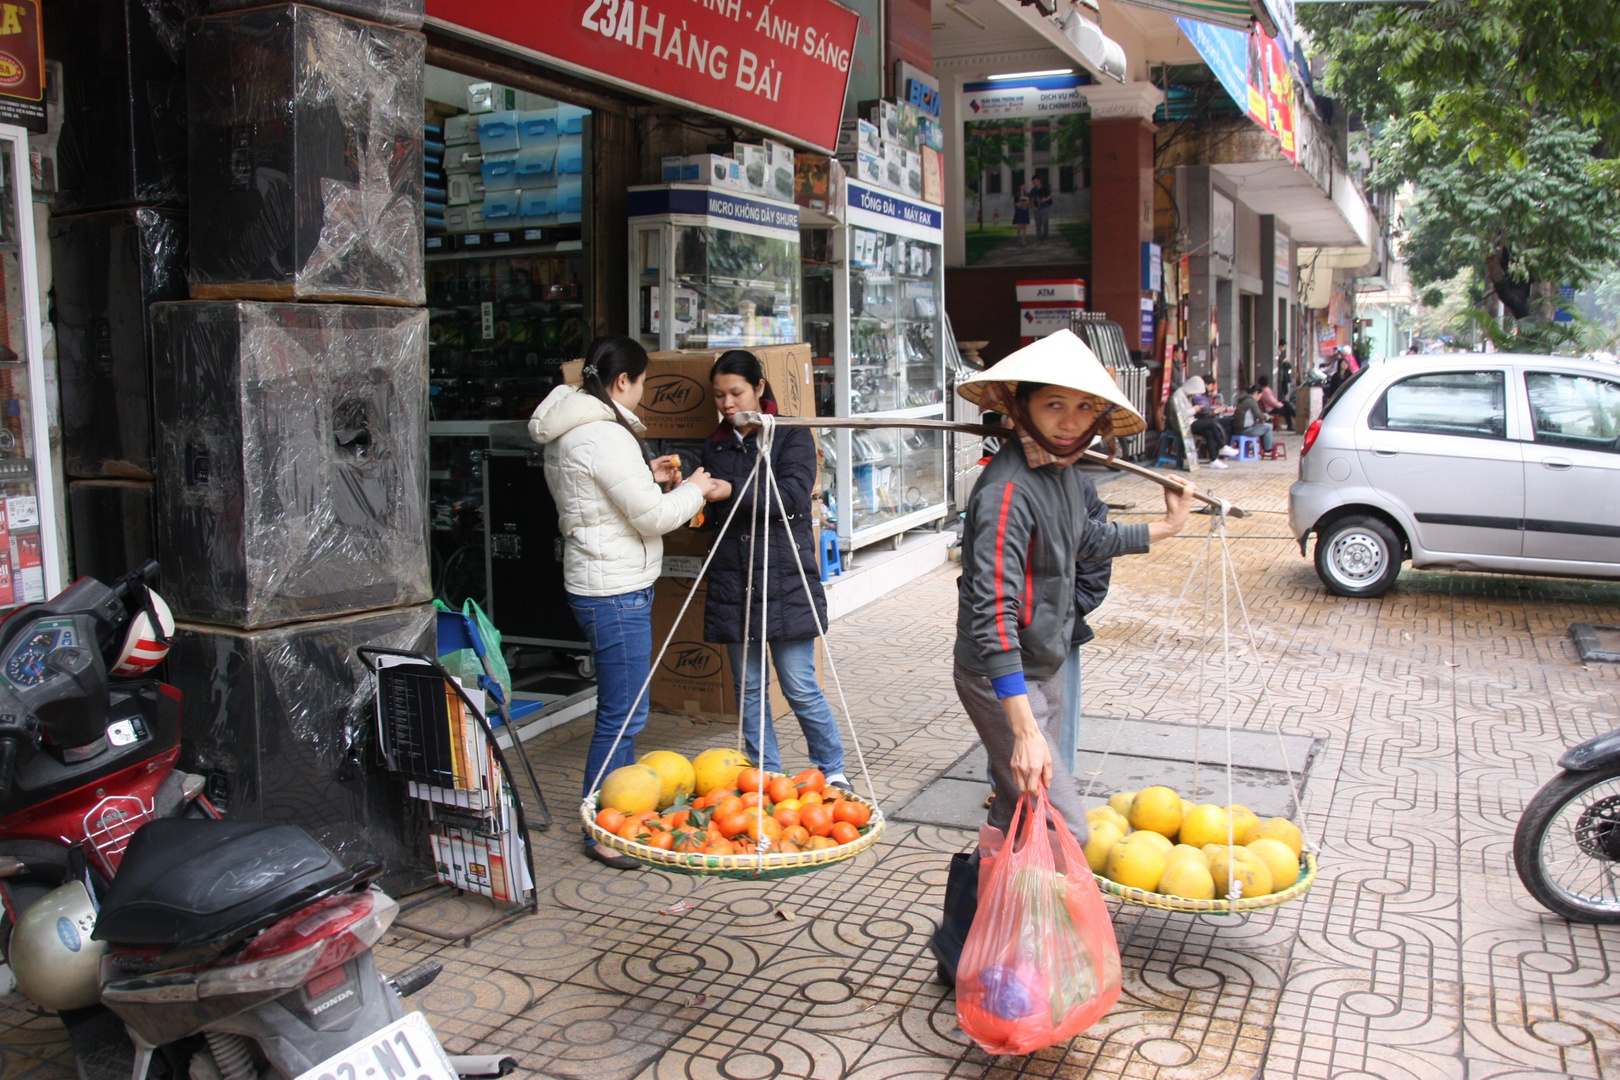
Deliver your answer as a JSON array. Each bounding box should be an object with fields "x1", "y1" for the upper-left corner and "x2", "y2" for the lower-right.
[
  {"x1": 1179, "y1": 376, "x2": 1238, "y2": 467},
  {"x1": 1230, "y1": 385, "x2": 1275, "y2": 453},
  {"x1": 1255, "y1": 375, "x2": 1293, "y2": 428}
]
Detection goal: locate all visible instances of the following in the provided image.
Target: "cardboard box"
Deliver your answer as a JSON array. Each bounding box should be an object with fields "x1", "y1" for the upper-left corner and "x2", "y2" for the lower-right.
[
  {"x1": 902, "y1": 148, "x2": 923, "y2": 199},
  {"x1": 686, "y1": 154, "x2": 742, "y2": 189},
  {"x1": 862, "y1": 99, "x2": 901, "y2": 144},
  {"x1": 794, "y1": 153, "x2": 845, "y2": 216},
  {"x1": 879, "y1": 143, "x2": 906, "y2": 191},
  {"x1": 848, "y1": 151, "x2": 882, "y2": 187},
  {"x1": 763, "y1": 140, "x2": 797, "y2": 202},
  {"x1": 732, "y1": 143, "x2": 769, "y2": 195},
  {"x1": 919, "y1": 115, "x2": 943, "y2": 153},
  {"x1": 563, "y1": 342, "x2": 815, "y2": 438},
  {"x1": 922, "y1": 146, "x2": 944, "y2": 205},
  {"x1": 650, "y1": 577, "x2": 823, "y2": 722},
  {"x1": 837, "y1": 118, "x2": 880, "y2": 158}
]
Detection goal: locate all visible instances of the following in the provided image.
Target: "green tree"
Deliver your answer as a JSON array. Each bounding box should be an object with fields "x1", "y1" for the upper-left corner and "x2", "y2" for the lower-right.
[
  {"x1": 962, "y1": 120, "x2": 1024, "y2": 230},
  {"x1": 1303, "y1": 0, "x2": 1620, "y2": 320}
]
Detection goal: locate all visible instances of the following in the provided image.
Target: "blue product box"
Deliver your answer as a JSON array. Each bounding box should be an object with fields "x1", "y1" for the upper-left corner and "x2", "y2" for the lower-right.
[
  {"x1": 482, "y1": 189, "x2": 522, "y2": 221},
  {"x1": 556, "y1": 134, "x2": 584, "y2": 175},
  {"x1": 480, "y1": 151, "x2": 519, "y2": 191},
  {"x1": 477, "y1": 110, "x2": 521, "y2": 153},
  {"x1": 555, "y1": 176, "x2": 583, "y2": 223},
  {"x1": 518, "y1": 109, "x2": 557, "y2": 145},
  {"x1": 557, "y1": 103, "x2": 588, "y2": 134},
  {"x1": 514, "y1": 147, "x2": 557, "y2": 185}
]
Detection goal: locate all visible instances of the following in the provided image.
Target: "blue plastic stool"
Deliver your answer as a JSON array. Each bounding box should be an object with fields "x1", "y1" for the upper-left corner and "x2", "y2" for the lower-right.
[
  {"x1": 819, "y1": 529, "x2": 843, "y2": 582},
  {"x1": 1229, "y1": 435, "x2": 1261, "y2": 461},
  {"x1": 1155, "y1": 431, "x2": 1182, "y2": 468}
]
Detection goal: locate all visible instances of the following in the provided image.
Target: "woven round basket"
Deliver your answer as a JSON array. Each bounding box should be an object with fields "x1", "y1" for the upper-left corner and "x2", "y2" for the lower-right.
[
  {"x1": 1093, "y1": 851, "x2": 1318, "y2": 914},
  {"x1": 581, "y1": 793, "x2": 886, "y2": 880}
]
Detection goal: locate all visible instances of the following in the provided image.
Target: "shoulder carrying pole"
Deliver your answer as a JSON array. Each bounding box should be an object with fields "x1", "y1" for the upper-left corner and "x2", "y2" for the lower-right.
[{"x1": 734, "y1": 413, "x2": 1245, "y2": 519}]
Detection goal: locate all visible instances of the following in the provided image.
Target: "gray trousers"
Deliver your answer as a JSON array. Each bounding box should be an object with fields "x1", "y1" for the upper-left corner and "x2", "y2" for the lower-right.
[{"x1": 954, "y1": 659, "x2": 1090, "y2": 846}]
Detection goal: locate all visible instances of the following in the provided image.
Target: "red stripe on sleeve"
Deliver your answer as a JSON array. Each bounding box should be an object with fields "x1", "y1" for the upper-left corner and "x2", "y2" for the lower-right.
[{"x1": 994, "y1": 482, "x2": 1016, "y2": 651}]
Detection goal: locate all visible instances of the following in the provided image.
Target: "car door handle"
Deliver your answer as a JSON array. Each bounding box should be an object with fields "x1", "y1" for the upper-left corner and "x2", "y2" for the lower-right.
[
  {"x1": 1541, "y1": 457, "x2": 1574, "y2": 471},
  {"x1": 1369, "y1": 446, "x2": 1398, "y2": 456}
]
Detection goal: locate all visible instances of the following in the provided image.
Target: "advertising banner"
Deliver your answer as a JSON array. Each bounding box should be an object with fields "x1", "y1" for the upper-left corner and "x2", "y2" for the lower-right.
[
  {"x1": 426, "y1": 0, "x2": 861, "y2": 151},
  {"x1": 1175, "y1": 17, "x2": 1295, "y2": 161},
  {"x1": 0, "y1": 0, "x2": 43, "y2": 133}
]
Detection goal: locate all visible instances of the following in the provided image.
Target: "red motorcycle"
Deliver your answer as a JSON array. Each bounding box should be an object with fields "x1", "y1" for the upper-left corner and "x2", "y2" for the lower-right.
[{"x1": 0, "y1": 562, "x2": 215, "y2": 1013}]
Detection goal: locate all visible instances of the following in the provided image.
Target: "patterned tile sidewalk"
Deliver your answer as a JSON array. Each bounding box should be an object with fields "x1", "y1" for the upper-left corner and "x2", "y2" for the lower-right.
[{"x1": 6, "y1": 436, "x2": 1620, "y2": 1079}]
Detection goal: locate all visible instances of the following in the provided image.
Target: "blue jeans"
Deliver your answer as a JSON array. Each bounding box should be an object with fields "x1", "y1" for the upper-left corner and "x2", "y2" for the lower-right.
[
  {"x1": 1238, "y1": 422, "x2": 1275, "y2": 452},
  {"x1": 1060, "y1": 645, "x2": 1083, "y2": 775},
  {"x1": 727, "y1": 639, "x2": 846, "y2": 777},
  {"x1": 568, "y1": 587, "x2": 654, "y2": 817}
]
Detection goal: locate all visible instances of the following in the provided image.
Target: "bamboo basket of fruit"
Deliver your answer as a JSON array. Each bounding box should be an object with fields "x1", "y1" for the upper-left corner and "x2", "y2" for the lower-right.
[
  {"x1": 1084, "y1": 786, "x2": 1317, "y2": 914},
  {"x1": 581, "y1": 748, "x2": 884, "y2": 880}
]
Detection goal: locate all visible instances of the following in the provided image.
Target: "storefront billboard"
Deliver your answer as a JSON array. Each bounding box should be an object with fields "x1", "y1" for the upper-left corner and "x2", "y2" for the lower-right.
[
  {"x1": 1175, "y1": 17, "x2": 1296, "y2": 162},
  {"x1": 426, "y1": 0, "x2": 861, "y2": 151}
]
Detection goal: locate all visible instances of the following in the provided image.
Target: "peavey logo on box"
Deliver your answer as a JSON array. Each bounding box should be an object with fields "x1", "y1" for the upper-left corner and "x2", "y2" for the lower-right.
[
  {"x1": 643, "y1": 374, "x2": 708, "y2": 414},
  {"x1": 661, "y1": 641, "x2": 723, "y2": 679}
]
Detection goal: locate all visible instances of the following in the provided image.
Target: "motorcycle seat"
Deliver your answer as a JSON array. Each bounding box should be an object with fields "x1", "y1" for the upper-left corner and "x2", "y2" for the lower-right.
[{"x1": 93, "y1": 819, "x2": 361, "y2": 949}]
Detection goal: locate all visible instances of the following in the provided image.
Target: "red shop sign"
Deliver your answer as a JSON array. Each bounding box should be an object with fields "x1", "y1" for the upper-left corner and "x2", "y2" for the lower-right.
[
  {"x1": 427, "y1": 0, "x2": 860, "y2": 152},
  {"x1": 0, "y1": 0, "x2": 43, "y2": 134}
]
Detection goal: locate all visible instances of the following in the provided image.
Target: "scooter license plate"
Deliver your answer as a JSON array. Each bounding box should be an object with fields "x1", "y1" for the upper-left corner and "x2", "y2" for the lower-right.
[{"x1": 294, "y1": 1013, "x2": 458, "y2": 1080}]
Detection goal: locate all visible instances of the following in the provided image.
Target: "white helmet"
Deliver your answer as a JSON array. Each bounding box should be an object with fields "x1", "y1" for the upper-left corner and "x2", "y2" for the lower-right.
[
  {"x1": 9, "y1": 880, "x2": 106, "y2": 1010},
  {"x1": 110, "y1": 589, "x2": 174, "y2": 677}
]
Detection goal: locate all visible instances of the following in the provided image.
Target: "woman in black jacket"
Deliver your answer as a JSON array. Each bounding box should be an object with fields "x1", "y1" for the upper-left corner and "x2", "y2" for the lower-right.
[{"x1": 701, "y1": 351, "x2": 849, "y2": 787}]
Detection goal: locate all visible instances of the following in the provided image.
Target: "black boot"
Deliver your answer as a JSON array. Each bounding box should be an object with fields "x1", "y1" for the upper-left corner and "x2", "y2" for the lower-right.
[{"x1": 927, "y1": 851, "x2": 979, "y2": 987}]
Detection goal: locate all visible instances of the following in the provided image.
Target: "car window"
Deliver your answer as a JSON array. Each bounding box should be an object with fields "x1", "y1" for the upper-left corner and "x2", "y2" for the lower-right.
[
  {"x1": 1369, "y1": 370, "x2": 1506, "y2": 438},
  {"x1": 1526, "y1": 371, "x2": 1620, "y2": 452}
]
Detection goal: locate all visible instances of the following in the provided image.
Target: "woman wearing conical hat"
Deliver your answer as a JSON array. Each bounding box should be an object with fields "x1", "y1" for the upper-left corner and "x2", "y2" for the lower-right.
[{"x1": 930, "y1": 329, "x2": 1196, "y2": 985}]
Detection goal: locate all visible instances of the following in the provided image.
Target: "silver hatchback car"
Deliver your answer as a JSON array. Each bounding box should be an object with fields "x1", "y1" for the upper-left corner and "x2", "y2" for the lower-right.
[{"x1": 1289, "y1": 354, "x2": 1620, "y2": 596}]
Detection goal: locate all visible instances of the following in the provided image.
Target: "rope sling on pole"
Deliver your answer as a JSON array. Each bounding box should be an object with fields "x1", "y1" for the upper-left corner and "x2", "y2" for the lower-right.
[{"x1": 580, "y1": 415, "x2": 886, "y2": 879}]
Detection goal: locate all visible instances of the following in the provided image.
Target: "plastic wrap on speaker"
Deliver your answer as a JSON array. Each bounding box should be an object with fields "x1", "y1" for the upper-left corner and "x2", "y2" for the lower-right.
[
  {"x1": 187, "y1": 5, "x2": 425, "y2": 304},
  {"x1": 51, "y1": 208, "x2": 189, "y2": 478},
  {"x1": 47, "y1": 0, "x2": 189, "y2": 214},
  {"x1": 170, "y1": 604, "x2": 438, "y2": 895},
  {"x1": 151, "y1": 301, "x2": 430, "y2": 629},
  {"x1": 195, "y1": 0, "x2": 424, "y2": 29}
]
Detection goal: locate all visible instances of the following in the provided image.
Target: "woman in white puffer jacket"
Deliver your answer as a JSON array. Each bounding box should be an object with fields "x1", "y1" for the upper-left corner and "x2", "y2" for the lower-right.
[{"x1": 530, "y1": 335, "x2": 722, "y2": 868}]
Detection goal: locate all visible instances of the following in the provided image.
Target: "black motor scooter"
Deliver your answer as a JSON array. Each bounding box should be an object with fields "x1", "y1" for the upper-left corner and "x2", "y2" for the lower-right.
[{"x1": 1514, "y1": 729, "x2": 1620, "y2": 922}]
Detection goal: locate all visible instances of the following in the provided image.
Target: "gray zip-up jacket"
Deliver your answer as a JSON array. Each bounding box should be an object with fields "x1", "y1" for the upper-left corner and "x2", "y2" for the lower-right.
[{"x1": 955, "y1": 442, "x2": 1150, "y2": 682}]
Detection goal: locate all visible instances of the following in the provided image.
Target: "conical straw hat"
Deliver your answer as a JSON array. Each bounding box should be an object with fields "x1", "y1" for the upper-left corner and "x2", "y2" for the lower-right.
[{"x1": 957, "y1": 329, "x2": 1146, "y2": 437}]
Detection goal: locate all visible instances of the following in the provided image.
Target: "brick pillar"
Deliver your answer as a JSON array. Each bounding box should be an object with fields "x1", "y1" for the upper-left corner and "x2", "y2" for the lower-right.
[{"x1": 1079, "y1": 83, "x2": 1160, "y2": 347}]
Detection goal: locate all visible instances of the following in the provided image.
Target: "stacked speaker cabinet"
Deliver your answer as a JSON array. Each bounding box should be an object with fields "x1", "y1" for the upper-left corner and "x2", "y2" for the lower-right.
[{"x1": 157, "y1": 5, "x2": 434, "y2": 889}]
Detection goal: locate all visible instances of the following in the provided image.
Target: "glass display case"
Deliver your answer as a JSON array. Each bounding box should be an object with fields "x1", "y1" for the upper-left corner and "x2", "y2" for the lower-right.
[
  {"x1": 628, "y1": 185, "x2": 801, "y2": 352},
  {"x1": 807, "y1": 183, "x2": 948, "y2": 551},
  {"x1": 0, "y1": 127, "x2": 61, "y2": 606}
]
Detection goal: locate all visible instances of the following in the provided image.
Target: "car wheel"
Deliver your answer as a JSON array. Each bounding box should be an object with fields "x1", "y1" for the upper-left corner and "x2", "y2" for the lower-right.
[{"x1": 1314, "y1": 515, "x2": 1401, "y2": 597}]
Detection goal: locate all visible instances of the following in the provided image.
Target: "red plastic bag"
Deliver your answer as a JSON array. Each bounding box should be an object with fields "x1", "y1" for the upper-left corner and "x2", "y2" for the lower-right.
[{"x1": 956, "y1": 791, "x2": 1121, "y2": 1055}]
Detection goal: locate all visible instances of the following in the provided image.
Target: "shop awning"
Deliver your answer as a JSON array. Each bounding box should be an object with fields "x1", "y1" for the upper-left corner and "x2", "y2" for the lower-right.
[{"x1": 1109, "y1": 0, "x2": 1273, "y2": 33}]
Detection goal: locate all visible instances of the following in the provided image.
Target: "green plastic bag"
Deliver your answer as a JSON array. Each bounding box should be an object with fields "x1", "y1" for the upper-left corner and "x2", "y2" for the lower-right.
[{"x1": 434, "y1": 598, "x2": 513, "y2": 704}]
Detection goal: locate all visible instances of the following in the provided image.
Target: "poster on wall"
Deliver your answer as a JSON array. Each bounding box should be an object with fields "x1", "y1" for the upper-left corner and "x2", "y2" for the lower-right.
[
  {"x1": 959, "y1": 73, "x2": 1090, "y2": 267},
  {"x1": 425, "y1": 0, "x2": 860, "y2": 151},
  {"x1": 0, "y1": 0, "x2": 44, "y2": 133}
]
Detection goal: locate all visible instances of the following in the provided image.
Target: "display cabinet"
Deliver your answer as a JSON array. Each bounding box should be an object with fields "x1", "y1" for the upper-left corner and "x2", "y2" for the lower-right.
[
  {"x1": 804, "y1": 182, "x2": 948, "y2": 551},
  {"x1": 628, "y1": 185, "x2": 801, "y2": 352},
  {"x1": 0, "y1": 127, "x2": 62, "y2": 606}
]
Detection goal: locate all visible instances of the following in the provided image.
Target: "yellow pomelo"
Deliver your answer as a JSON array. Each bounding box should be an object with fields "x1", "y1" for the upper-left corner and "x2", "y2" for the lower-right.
[
  {"x1": 1180, "y1": 798, "x2": 1196, "y2": 818},
  {"x1": 1169, "y1": 844, "x2": 1209, "y2": 867},
  {"x1": 1179, "y1": 805, "x2": 1233, "y2": 848},
  {"x1": 1108, "y1": 790, "x2": 1138, "y2": 818},
  {"x1": 599, "y1": 764, "x2": 663, "y2": 815},
  {"x1": 1227, "y1": 805, "x2": 1261, "y2": 846},
  {"x1": 1087, "y1": 806, "x2": 1130, "y2": 833},
  {"x1": 1157, "y1": 858, "x2": 1217, "y2": 900},
  {"x1": 1128, "y1": 829, "x2": 1173, "y2": 854},
  {"x1": 1083, "y1": 821, "x2": 1125, "y2": 873},
  {"x1": 637, "y1": 751, "x2": 696, "y2": 809},
  {"x1": 1201, "y1": 843, "x2": 1226, "y2": 863},
  {"x1": 1105, "y1": 836, "x2": 1169, "y2": 892},
  {"x1": 1129, "y1": 786, "x2": 1184, "y2": 837},
  {"x1": 1246, "y1": 839, "x2": 1300, "y2": 891},
  {"x1": 1208, "y1": 845, "x2": 1273, "y2": 900},
  {"x1": 692, "y1": 748, "x2": 752, "y2": 795},
  {"x1": 1248, "y1": 818, "x2": 1304, "y2": 857}
]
